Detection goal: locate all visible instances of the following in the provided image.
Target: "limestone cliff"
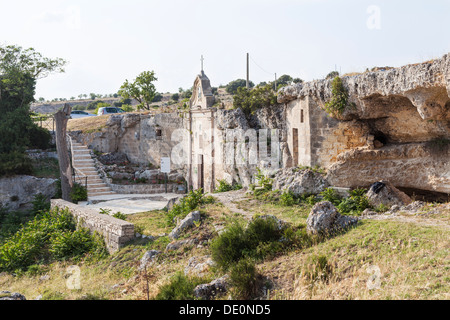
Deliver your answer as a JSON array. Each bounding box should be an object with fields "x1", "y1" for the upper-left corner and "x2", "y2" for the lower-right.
[{"x1": 278, "y1": 53, "x2": 450, "y2": 194}]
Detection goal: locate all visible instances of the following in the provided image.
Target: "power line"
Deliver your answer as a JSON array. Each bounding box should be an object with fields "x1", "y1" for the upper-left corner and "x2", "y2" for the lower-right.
[{"x1": 249, "y1": 54, "x2": 274, "y2": 76}]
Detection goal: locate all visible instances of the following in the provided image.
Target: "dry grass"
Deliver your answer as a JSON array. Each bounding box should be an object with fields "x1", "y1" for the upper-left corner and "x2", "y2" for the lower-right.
[
  {"x1": 67, "y1": 115, "x2": 110, "y2": 133},
  {"x1": 260, "y1": 217, "x2": 450, "y2": 300},
  {"x1": 1, "y1": 198, "x2": 448, "y2": 300}
]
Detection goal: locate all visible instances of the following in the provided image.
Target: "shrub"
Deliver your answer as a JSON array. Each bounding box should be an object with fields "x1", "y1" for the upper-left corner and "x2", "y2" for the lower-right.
[
  {"x1": 0, "y1": 151, "x2": 33, "y2": 176},
  {"x1": 155, "y1": 272, "x2": 204, "y2": 300},
  {"x1": 319, "y1": 188, "x2": 343, "y2": 206},
  {"x1": 112, "y1": 212, "x2": 127, "y2": 220},
  {"x1": 49, "y1": 229, "x2": 107, "y2": 261},
  {"x1": 28, "y1": 125, "x2": 52, "y2": 150},
  {"x1": 211, "y1": 217, "x2": 287, "y2": 271},
  {"x1": 336, "y1": 188, "x2": 370, "y2": 215},
  {"x1": 229, "y1": 258, "x2": 260, "y2": 300},
  {"x1": 0, "y1": 207, "x2": 107, "y2": 272},
  {"x1": 70, "y1": 183, "x2": 88, "y2": 204},
  {"x1": 324, "y1": 76, "x2": 355, "y2": 117},
  {"x1": 215, "y1": 179, "x2": 242, "y2": 193},
  {"x1": 233, "y1": 84, "x2": 277, "y2": 117},
  {"x1": 120, "y1": 104, "x2": 134, "y2": 112},
  {"x1": 32, "y1": 193, "x2": 51, "y2": 214},
  {"x1": 166, "y1": 189, "x2": 205, "y2": 226},
  {"x1": 279, "y1": 190, "x2": 296, "y2": 206},
  {"x1": 226, "y1": 79, "x2": 254, "y2": 95}
]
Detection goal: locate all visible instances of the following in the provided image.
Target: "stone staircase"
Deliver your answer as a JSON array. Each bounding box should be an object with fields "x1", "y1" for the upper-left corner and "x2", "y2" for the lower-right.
[{"x1": 71, "y1": 141, "x2": 115, "y2": 198}]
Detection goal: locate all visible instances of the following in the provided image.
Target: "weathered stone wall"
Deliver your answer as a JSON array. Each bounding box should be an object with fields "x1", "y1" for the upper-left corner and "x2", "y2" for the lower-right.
[
  {"x1": 108, "y1": 183, "x2": 185, "y2": 194},
  {"x1": 278, "y1": 53, "x2": 450, "y2": 193},
  {"x1": 51, "y1": 199, "x2": 135, "y2": 253}
]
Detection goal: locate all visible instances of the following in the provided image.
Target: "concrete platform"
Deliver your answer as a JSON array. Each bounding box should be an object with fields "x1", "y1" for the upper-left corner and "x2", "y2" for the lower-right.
[{"x1": 80, "y1": 193, "x2": 182, "y2": 215}]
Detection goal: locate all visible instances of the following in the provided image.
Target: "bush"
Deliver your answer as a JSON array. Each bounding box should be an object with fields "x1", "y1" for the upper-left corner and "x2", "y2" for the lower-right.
[
  {"x1": 120, "y1": 104, "x2": 134, "y2": 112},
  {"x1": 211, "y1": 217, "x2": 286, "y2": 271},
  {"x1": 233, "y1": 84, "x2": 277, "y2": 117},
  {"x1": 28, "y1": 125, "x2": 52, "y2": 150},
  {"x1": 319, "y1": 188, "x2": 343, "y2": 206},
  {"x1": 70, "y1": 183, "x2": 88, "y2": 204},
  {"x1": 279, "y1": 190, "x2": 296, "y2": 206},
  {"x1": 215, "y1": 179, "x2": 242, "y2": 193},
  {"x1": 229, "y1": 258, "x2": 260, "y2": 300},
  {"x1": 155, "y1": 272, "x2": 204, "y2": 300},
  {"x1": 226, "y1": 79, "x2": 254, "y2": 95},
  {"x1": 112, "y1": 212, "x2": 127, "y2": 220},
  {"x1": 166, "y1": 189, "x2": 205, "y2": 226},
  {"x1": 0, "y1": 207, "x2": 107, "y2": 272},
  {"x1": 49, "y1": 229, "x2": 107, "y2": 261},
  {"x1": 32, "y1": 193, "x2": 51, "y2": 214},
  {"x1": 324, "y1": 76, "x2": 355, "y2": 117},
  {"x1": 0, "y1": 151, "x2": 33, "y2": 176}
]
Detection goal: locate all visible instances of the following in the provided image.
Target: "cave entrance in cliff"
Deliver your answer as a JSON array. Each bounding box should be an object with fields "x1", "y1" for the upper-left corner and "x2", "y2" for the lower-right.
[
  {"x1": 397, "y1": 187, "x2": 450, "y2": 203},
  {"x1": 373, "y1": 130, "x2": 389, "y2": 147}
]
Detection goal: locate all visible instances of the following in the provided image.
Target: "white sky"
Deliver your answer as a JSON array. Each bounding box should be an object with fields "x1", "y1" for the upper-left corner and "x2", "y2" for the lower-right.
[{"x1": 1, "y1": 0, "x2": 449, "y2": 100}]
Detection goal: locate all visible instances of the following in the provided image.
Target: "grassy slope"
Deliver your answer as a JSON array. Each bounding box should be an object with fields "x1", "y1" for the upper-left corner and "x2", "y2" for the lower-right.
[{"x1": 1, "y1": 197, "x2": 448, "y2": 300}]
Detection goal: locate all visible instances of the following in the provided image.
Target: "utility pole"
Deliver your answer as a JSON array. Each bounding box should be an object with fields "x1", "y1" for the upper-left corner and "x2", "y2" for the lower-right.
[{"x1": 246, "y1": 53, "x2": 250, "y2": 89}]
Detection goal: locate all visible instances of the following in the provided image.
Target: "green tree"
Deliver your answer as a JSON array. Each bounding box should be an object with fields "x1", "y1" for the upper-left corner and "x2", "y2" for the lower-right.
[
  {"x1": 118, "y1": 71, "x2": 158, "y2": 110},
  {"x1": 226, "y1": 79, "x2": 255, "y2": 95},
  {"x1": 0, "y1": 45, "x2": 66, "y2": 176},
  {"x1": 233, "y1": 84, "x2": 277, "y2": 117}
]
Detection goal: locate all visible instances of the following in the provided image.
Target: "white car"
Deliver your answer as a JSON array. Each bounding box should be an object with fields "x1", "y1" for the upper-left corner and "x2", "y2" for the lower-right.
[
  {"x1": 97, "y1": 107, "x2": 124, "y2": 116},
  {"x1": 70, "y1": 110, "x2": 97, "y2": 119}
]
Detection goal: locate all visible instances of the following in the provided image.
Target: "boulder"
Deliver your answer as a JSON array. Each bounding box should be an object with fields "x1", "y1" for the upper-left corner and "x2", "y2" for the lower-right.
[
  {"x1": 193, "y1": 275, "x2": 229, "y2": 300},
  {"x1": 184, "y1": 256, "x2": 215, "y2": 278},
  {"x1": 165, "y1": 239, "x2": 198, "y2": 252},
  {"x1": 139, "y1": 250, "x2": 161, "y2": 270},
  {"x1": 0, "y1": 291, "x2": 26, "y2": 301},
  {"x1": 98, "y1": 152, "x2": 129, "y2": 165},
  {"x1": 367, "y1": 181, "x2": 413, "y2": 208},
  {"x1": 0, "y1": 176, "x2": 57, "y2": 211},
  {"x1": 306, "y1": 201, "x2": 358, "y2": 235},
  {"x1": 272, "y1": 168, "x2": 329, "y2": 197},
  {"x1": 168, "y1": 211, "x2": 201, "y2": 240}
]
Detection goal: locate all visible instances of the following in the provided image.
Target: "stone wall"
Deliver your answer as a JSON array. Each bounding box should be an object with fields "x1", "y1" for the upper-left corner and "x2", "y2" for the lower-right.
[
  {"x1": 108, "y1": 183, "x2": 185, "y2": 194},
  {"x1": 51, "y1": 199, "x2": 135, "y2": 253}
]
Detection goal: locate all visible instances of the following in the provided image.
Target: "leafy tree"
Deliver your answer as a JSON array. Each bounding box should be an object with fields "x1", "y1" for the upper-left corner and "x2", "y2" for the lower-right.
[
  {"x1": 171, "y1": 93, "x2": 180, "y2": 102},
  {"x1": 326, "y1": 71, "x2": 340, "y2": 80},
  {"x1": 0, "y1": 44, "x2": 66, "y2": 176},
  {"x1": 226, "y1": 79, "x2": 255, "y2": 95},
  {"x1": 118, "y1": 71, "x2": 158, "y2": 110},
  {"x1": 233, "y1": 84, "x2": 277, "y2": 117},
  {"x1": 152, "y1": 92, "x2": 163, "y2": 102}
]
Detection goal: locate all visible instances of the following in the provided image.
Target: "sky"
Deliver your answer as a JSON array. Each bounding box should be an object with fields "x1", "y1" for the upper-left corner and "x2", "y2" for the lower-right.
[{"x1": 1, "y1": 0, "x2": 449, "y2": 100}]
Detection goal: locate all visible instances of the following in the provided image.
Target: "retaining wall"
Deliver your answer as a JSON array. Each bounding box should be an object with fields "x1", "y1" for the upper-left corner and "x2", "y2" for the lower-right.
[{"x1": 51, "y1": 199, "x2": 135, "y2": 253}]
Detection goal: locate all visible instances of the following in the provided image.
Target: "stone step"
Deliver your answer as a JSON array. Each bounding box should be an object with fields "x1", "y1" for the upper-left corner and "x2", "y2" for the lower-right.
[
  {"x1": 88, "y1": 187, "x2": 112, "y2": 192},
  {"x1": 88, "y1": 191, "x2": 116, "y2": 197}
]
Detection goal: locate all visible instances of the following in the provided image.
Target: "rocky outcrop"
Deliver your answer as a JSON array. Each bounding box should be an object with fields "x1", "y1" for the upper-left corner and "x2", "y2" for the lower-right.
[
  {"x1": 367, "y1": 181, "x2": 413, "y2": 208},
  {"x1": 278, "y1": 54, "x2": 450, "y2": 121},
  {"x1": 0, "y1": 176, "x2": 57, "y2": 211},
  {"x1": 193, "y1": 275, "x2": 229, "y2": 300},
  {"x1": 272, "y1": 168, "x2": 329, "y2": 196},
  {"x1": 184, "y1": 256, "x2": 215, "y2": 278},
  {"x1": 0, "y1": 291, "x2": 26, "y2": 300},
  {"x1": 306, "y1": 201, "x2": 358, "y2": 235},
  {"x1": 139, "y1": 250, "x2": 161, "y2": 270},
  {"x1": 169, "y1": 211, "x2": 201, "y2": 239},
  {"x1": 326, "y1": 143, "x2": 450, "y2": 193}
]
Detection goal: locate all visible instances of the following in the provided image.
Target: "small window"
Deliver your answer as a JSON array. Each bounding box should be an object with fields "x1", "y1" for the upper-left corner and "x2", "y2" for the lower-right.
[
  {"x1": 156, "y1": 129, "x2": 162, "y2": 140},
  {"x1": 301, "y1": 109, "x2": 304, "y2": 123}
]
